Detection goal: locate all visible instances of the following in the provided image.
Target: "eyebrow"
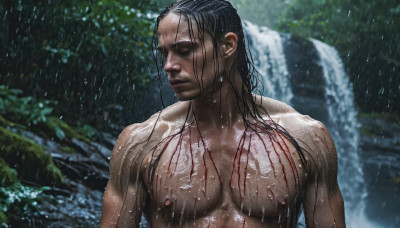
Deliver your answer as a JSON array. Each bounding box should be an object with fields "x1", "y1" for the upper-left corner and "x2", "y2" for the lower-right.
[{"x1": 157, "y1": 40, "x2": 196, "y2": 51}]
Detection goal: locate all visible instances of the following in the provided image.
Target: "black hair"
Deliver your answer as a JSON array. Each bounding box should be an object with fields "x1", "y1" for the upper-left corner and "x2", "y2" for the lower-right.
[
  {"x1": 153, "y1": 0, "x2": 260, "y2": 115},
  {"x1": 146, "y1": 0, "x2": 312, "y2": 226}
]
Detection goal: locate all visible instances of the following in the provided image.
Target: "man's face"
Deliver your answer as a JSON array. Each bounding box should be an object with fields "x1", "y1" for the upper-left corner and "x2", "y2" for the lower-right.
[{"x1": 157, "y1": 13, "x2": 222, "y2": 101}]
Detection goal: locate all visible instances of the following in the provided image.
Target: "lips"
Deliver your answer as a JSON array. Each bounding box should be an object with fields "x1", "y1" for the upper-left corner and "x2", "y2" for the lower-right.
[{"x1": 169, "y1": 79, "x2": 188, "y2": 87}]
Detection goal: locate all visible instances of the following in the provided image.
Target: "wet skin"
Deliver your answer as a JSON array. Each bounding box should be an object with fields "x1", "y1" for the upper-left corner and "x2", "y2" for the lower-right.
[{"x1": 101, "y1": 13, "x2": 345, "y2": 228}]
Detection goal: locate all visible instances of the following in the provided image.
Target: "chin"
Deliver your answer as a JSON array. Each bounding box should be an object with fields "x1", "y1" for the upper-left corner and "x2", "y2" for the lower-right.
[{"x1": 175, "y1": 92, "x2": 200, "y2": 101}]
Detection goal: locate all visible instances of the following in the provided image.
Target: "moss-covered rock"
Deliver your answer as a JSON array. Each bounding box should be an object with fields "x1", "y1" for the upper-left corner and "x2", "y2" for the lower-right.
[
  {"x1": 41, "y1": 116, "x2": 90, "y2": 143},
  {"x1": 0, "y1": 114, "x2": 27, "y2": 130},
  {"x1": 0, "y1": 126, "x2": 63, "y2": 186},
  {"x1": 0, "y1": 157, "x2": 18, "y2": 186}
]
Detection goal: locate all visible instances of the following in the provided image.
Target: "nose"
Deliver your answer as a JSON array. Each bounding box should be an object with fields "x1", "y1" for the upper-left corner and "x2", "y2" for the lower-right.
[{"x1": 164, "y1": 54, "x2": 180, "y2": 74}]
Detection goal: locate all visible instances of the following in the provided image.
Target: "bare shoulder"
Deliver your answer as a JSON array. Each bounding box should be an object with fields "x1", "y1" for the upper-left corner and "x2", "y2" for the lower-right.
[
  {"x1": 253, "y1": 94, "x2": 296, "y2": 116},
  {"x1": 107, "y1": 101, "x2": 190, "y2": 194},
  {"x1": 114, "y1": 101, "x2": 190, "y2": 149},
  {"x1": 256, "y1": 95, "x2": 337, "y2": 170},
  {"x1": 110, "y1": 101, "x2": 190, "y2": 166},
  {"x1": 255, "y1": 95, "x2": 331, "y2": 144}
]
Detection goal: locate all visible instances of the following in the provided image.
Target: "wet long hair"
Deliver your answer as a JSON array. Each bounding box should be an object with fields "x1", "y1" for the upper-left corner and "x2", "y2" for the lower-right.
[{"x1": 147, "y1": 0, "x2": 311, "y2": 226}]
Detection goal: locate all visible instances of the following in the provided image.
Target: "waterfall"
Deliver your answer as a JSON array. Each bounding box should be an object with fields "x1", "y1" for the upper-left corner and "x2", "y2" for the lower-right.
[
  {"x1": 311, "y1": 39, "x2": 364, "y2": 207},
  {"x1": 311, "y1": 39, "x2": 374, "y2": 227},
  {"x1": 244, "y1": 21, "x2": 293, "y2": 104},
  {"x1": 244, "y1": 22, "x2": 376, "y2": 227}
]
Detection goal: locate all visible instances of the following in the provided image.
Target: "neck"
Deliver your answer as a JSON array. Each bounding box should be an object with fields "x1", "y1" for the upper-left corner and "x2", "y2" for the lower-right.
[{"x1": 189, "y1": 72, "x2": 246, "y2": 130}]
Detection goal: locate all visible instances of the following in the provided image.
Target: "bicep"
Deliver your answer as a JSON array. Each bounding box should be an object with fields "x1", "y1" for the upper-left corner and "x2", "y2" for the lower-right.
[
  {"x1": 101, "y1": 182, "x2": 124, "y2": 227},
  {"x1": 100, "y1": 126, "x2": 148, "y2": 228},
  {"x1": 302, "y1": 123, "x2": 345, "y2": 227},
  {"x1": 101, "y1": 180, "x2": 147, "y2": 228},
  {"x1": 304, "y1": 181, "x2": 345, "y2": 227}
]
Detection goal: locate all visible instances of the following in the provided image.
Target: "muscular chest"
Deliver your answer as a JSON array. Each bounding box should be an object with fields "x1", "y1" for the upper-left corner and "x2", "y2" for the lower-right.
[{"x1": 144, "y1": 128, "x2": 307, "y2": 220}]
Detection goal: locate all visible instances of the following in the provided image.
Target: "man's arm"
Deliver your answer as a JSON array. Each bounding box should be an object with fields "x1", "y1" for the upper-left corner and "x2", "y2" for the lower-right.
[
  {"x1": 302, "y1": 121, "x2": 345, "y2": 227},
  {"x1": 101, "y1": 125, "x2": 147, "y2": 228}
]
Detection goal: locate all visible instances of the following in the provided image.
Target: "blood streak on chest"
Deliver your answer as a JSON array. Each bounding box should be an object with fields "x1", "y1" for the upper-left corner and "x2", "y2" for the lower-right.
[
  {"x1": 150, "y1": 122, "x2": 305, "y2": 218},
  {"x1": 229, "y1": 129, "x2": 302, "y2": 205},
  {"x1": 152, "y1": 125, "x2": 222, "y2": 198}
]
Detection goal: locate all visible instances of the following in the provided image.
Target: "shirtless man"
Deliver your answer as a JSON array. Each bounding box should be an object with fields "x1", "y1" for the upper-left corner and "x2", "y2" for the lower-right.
[{"x1": 101, "y1": 0, "x2": 345, "y2": 227}]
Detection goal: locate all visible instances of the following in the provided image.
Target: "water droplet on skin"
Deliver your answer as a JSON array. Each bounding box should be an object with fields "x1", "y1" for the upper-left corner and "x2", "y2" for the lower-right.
[{"x1": 261, "y1": 206, "x2": 265, "y2": 222}]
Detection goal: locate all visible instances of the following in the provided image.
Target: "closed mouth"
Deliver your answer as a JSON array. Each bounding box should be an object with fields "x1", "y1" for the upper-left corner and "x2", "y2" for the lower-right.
[{"x1": 170, "y1": 80, "x2": 187, "y2": 86}]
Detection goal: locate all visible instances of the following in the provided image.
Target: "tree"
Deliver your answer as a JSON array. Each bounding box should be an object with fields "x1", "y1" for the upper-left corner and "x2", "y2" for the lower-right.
[
  {"x1": 277, "y1": 0, "x2": 400, "y2": 114},
  {"x1": 230, "y1": 0, "x2": 290, "y2": 27},
  {"x1": 0, "y1": 0, "x2": 156, "y2": 130}
]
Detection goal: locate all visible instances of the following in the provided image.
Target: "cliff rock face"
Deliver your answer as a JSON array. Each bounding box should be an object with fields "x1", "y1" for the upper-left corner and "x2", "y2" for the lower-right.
[
  {"x1": 283, "y1": 34, "x2": 328, "y2": 123},
  {"x1": 282, "y1": 32, "x2": 399, "y2": 226},
  {"x1": 359, "y1": 114, "x2": 400, "y2": 226}
]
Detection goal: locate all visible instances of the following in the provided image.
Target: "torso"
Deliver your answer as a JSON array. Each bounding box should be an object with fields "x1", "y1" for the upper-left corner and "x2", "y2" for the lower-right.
[{"x1": 139, "y1": 101, "x2": 309, "y2": 227}]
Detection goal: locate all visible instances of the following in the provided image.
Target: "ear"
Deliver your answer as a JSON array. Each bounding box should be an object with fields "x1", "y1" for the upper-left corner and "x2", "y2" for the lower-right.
[{"x1": 221, "y1": 32, "x2": 238, "y2": 59}]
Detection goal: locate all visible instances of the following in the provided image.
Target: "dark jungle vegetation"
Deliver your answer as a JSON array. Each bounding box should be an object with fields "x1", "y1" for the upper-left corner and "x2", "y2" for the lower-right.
[
  {"x1": 236, "y1": 0, "x2": 400, "y2": 114},
  {"x1": 0, "y1": 0, "x2": 398, "y2": 226}
]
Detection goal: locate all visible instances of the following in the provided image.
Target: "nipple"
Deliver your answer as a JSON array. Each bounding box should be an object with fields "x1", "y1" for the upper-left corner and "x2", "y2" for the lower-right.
[
  {"x1": 164, "y1": 199, "x2": 172, "y2": 207},
  {"x1": 278, "y1": 198, "x2": 287, "y2": 206}
]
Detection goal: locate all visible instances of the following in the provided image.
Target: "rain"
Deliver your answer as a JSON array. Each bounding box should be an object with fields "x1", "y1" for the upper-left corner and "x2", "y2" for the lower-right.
[{"x1": 0, "y1": 0, "x2": 399, "y2": 227}]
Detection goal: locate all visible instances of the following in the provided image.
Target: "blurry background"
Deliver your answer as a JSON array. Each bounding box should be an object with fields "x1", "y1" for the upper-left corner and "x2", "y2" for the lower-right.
[{"x1": 0, "y1": 0, "x2": 398, "y2": 227}]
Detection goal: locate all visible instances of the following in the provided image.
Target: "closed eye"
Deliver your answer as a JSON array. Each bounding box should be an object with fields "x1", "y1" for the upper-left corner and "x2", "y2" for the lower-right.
[{"x1": 177, "y1": 48, "x2": 192, "y2": 56}]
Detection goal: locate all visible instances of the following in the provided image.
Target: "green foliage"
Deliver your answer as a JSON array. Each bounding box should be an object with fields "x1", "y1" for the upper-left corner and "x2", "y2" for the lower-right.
[
  {"x1": 276, "y1": 0, "x2": 400, "y2": 114},
  {"x1": 0, "y1": 126, "x2": 63, "y2": 186},
  {"x1": 0, "y1": 86, "x2": 55, "y2": 126},
  {"x1": 0, "y1": 85, "x2": 99, "y2": 142},
  {"x1": 231, "y1": 0, "x2": 290, "y2": 28},
  {"x1": 151, "y1": 0, "x2": 175, "y2": 9},
  {"x1": 0, "y1": 158, "x2": 18, "y2": 187},
  {"x1": 0, "y1": 182, "x2": 50, "y2": 226},
  {"x1": 0, "y1": 0, "x2": 156, "y2": 129},
  {"x1": 76, "y1": 124, "x2": 102, "y2": 139},
  {"x1": 42, "y1": 116, "x2": 90, "y2": 142}
]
